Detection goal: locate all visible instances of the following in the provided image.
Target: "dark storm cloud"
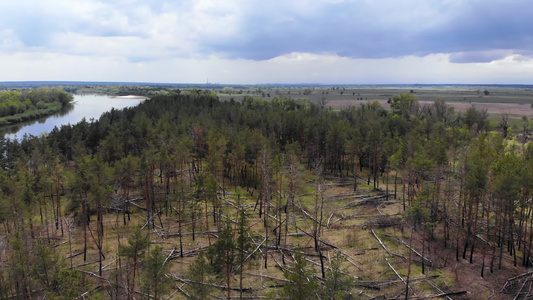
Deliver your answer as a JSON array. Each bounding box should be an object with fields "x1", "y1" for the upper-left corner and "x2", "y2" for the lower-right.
[
  {"x1": 204, "y1": 0, "x2": 533, "y2": 61},
  {"x1": 448, "y1": 50, "x2": 513, "y2": 63},
  {"x1": 2, "y1": 0, "x2": 533, "y2": 65}
]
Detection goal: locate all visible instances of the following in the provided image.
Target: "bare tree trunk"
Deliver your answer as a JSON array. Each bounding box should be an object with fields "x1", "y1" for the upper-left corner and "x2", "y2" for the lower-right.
[
  {"x1": 422, "y1": 223, "x2": 426, "y2": 274},
  {"x1": 499, "y1": 207, "x2": 507, "y2": 270},
  {"x1": 470, "y1": 196, "x2": 480, "y2": 263},
  {"x1": 83, "y1": 190, "x2": 88, "y2": 262},
  {"x1": 481, "y1": 201, "x2": 489, "y2": 277},
  {"x1": 65, "y1": 218, "x2": 74, "y2": 269},
  {"x1": 405, "y1": 226, "x2": 415, "y2": 300},
  {"x1": 260, "y1": 147, "x2": 272, "y2": 269},
  {"x1": 353, "y1": 153, "x2": 358, "y2": 192},
  {"x1": 179, "y1": 161, "x2": 184, "y2": 257}
]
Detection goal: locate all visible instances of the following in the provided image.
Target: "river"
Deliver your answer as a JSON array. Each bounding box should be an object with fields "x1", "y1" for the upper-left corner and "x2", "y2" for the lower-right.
[{"x1": 1, "y1": 94, "x2": 144, "y2": 139}]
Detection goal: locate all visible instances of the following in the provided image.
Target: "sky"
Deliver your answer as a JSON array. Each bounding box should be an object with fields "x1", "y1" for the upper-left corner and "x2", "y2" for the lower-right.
[{"x1": 1, "y1": 0, "x2": 533, "y2": 84}]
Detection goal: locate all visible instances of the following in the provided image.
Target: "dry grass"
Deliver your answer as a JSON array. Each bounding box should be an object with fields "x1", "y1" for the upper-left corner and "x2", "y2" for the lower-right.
[
  {"x1": 7, "y1": 167, "x2": 525, "y2": 299},
  {"x1": 218, "y1": 86, "x2": 533, "y2": 120}
]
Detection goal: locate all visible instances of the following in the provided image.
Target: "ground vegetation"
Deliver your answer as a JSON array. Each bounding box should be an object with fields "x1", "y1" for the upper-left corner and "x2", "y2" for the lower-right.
[{"x1": 0, "y1": 89, "x2": 531, "y2": 299}]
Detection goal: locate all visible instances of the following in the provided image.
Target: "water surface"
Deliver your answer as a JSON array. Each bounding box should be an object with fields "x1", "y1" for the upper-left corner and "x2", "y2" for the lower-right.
[{"x1": 2, "y1": 94, "x2": 143, "y2": 139}]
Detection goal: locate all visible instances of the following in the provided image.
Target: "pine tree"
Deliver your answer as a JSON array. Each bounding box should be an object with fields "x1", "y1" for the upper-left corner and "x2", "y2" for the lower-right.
[
  {"x1": 186, "y1": 251, "x2": 213, "y2": 300},
  {"x1": 207, "y1": 220, "x2": 236, "y2": 299},
  {"x1": 280, "y1": 251, "x2": 319, "y2": 300},
  {"x1": 142, "y1": 246, "x2": 172, "y2": 299},
  {"x1": 235, "y1": 208, "x2": 254, "y2": 299},
  {"x1": 322, "y1": 252, "x2": 355, "y2": 299},
  {"x1": 119, "y1": 227, "x2": 150, "y2": 300}
]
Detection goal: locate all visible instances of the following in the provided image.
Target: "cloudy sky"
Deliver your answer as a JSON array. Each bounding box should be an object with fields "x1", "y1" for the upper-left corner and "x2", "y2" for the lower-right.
[{"x1": 1, "y1": 0, "x2": 533, "y2": 84}]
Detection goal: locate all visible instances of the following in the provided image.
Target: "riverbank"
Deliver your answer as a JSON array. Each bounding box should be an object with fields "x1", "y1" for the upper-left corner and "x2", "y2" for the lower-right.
[
  {"x1": 3, "y1": 94, "x2": 143, "y2": 139},
  {"x1": 111, "y1": 95, "x2": 149, "y2": 100},
  {"x1": 0, "y1": 88, "x2": 74, "y2": 126},
  {"x1": 0, "y1": 102, "x2": 67, "y2": 126}
]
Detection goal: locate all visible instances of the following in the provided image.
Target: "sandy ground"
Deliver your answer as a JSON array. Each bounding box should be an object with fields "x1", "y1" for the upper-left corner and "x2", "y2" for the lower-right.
[{"x1": 111, "y1": 95, "x2": 149, "y2": 100}]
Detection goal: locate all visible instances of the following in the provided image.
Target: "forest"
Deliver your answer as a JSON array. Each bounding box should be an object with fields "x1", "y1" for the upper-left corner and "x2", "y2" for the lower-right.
[
  {"x1": 0, "y1": 88, "x2": 73, "y2": 125},
  {"x1": 0, "y1": 89, "x2": 532, "y2": 299}
]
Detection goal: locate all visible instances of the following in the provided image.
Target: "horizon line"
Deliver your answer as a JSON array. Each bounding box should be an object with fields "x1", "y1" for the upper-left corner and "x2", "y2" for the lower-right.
[{"x1": 1, "y1": 81, "x2": 532, "y2": 87}]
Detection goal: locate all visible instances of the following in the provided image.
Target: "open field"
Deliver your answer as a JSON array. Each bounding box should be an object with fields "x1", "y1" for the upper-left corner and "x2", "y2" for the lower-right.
[
  {"x1": 217, "y1": 85, "x2": 533, "y2": 119},
  {"x1": 328, "y1": 99, "x2": 533, "y2": 119}
]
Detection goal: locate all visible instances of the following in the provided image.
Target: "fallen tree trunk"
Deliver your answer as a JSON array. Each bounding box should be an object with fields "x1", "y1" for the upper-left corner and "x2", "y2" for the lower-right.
[
  {"x1": 390, "y1": 290, "x2": 467, "y2": 299},
  {"x1": 371, "y1": 229, "x2": 407, "y2": 260},
  {"x1": 396, "y1": 237, "x2": 433, "y2": 266},
  {"x1": 170, "y1": 275, "x2": 253, "y2": 292}
]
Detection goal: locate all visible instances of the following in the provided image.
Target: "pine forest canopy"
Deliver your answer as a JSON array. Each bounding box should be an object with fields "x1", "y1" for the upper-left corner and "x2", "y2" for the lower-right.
[{"x1": 0, "y1": 88, "x2": 531, "y2": 299}]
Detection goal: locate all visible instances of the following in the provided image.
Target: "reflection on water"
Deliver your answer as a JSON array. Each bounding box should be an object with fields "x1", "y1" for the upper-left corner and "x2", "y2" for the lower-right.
[
  {"x1": 0, "y1": 103, "x2": 75, "y2": 135},
  {"x1": 2, "y1": 94, "x2": 143, "y2": 139}
]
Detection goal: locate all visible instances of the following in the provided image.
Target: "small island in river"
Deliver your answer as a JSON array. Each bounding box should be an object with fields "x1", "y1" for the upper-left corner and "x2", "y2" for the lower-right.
[{"x1": 0, "y1": 88, "x2": 73, "y2": 126}]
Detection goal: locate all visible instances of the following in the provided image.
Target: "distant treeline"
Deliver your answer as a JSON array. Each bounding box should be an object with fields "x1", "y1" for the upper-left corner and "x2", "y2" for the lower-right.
[
  {"x1": 63, "y1": 85, "x2": 182, "y2": 97},
  {"x1": 0, "y1": 88, "x2": 73, "y2": 125}
]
